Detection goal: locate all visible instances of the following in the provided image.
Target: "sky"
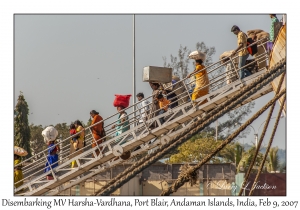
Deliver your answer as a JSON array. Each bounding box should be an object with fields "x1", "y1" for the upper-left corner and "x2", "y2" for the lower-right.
[
  {"x1": 14, "y1": 14, "x2": 286, "y2": 149},
  {"x1": 1, "y1": 0, "x2": 297, "y2": 203}
]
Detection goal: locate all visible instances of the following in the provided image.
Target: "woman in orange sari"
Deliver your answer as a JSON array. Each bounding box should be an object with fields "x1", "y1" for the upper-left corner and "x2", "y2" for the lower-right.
[{"x1": 90, "y1": 110, "x2": 105, "y2": 157}]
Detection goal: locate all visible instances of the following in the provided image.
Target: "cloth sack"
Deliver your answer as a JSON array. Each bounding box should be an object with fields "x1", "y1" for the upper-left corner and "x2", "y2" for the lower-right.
[{"x1": 42, "y1": 126, "x2": 58, "y2": 143}]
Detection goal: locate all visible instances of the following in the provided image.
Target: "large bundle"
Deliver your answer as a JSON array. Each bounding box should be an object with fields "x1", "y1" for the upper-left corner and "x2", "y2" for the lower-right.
[
  {"x1": 247, "y1": 29, "x2": 264, "y2": 35},
  {"x1": 219, "y1": 50, "x2": 234, "y2": 60},
  {"x1": 256, "y1": 32, "x2": 269, "y2": 41},
  {"x1": 113, "y1": 94, "x2": 131, "y2": 108},
  {"x1": 219, "y1": 50, "x2": 238, "y2": 64},
  {"x1": 247, "y1": 29, "x2": 269, "y2": 41},
  {"x1": 162, "y1": 82, "x2": 173, "y2": 91},
  {"x1": 42, "y1": 126, "x2": 58, "y2": 143},
  {"x1": 143, "y1": 66, "x2": 172, "y2": 83},
  {"x1": 14, "y1": 146, "x2": 28, "y2": 156},
  {"x1": 189, "y1": 51, "x2": 206, "y2": 61}
]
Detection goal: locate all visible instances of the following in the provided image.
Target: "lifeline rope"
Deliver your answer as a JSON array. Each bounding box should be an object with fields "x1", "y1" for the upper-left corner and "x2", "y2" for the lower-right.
[
  {"x1": 238, "y1": 72, "x2": 286, "y2": 196},
  {"x1": 248, "y1": 94, "x2": 286, "y2": 196},
  {"x1": 97, "y1": 63, "x2": 286, "y2": 196},
  {"x1": 93, "y1": 58, "x2": 286, "y2": 196},
  {"x1": 160, "y1": 90, "x2": 286, "y2": 196}
]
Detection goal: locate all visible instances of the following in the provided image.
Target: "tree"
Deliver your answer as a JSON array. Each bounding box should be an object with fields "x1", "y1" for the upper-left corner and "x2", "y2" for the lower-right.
[
  {"x1": 29, "y1": 124, "x2": 46, "y2": 159},
  {"x1": 267, "y1": 146, "x2": 280, "y2": 172},
  {"x1": 86, "y1": 118, "x2": 92, "y2": 127},
  {"x1": 163, "y1": 42, "x2": 254, "y2": 137},
  {"x1": 14, "y1": 92, "x2": 31, "y2": 158},
  {"x1": 54, "y1": 123, "x2": 71, "y2": 153},
  {"x1": 163, "y1": 42, "x2": 216, "y2": 79},
  {"x1": 236, "y1": 145, "x2": 265, "y2": 173},
  {"x1": 166, "y1": 137, "x2": 223, "y2": 164},
  {"x1": 219, "y1": 142, "x2": 244, "y2": 168},
  {"x1": 279, "y1": 162, "x2": 286, "y2": 173},
  {"x1": 162, "y1": 42, "x2": 255, "y2": 162}
]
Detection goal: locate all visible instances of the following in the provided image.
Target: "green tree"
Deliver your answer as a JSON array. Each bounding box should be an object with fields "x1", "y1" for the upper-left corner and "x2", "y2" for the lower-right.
[
  {"x1": 219, "y1": 142, "x2": 244, "y2": 168},
  {"x1": 162, "y1": 42, "x2": 255, "y2": 162},
  {"x1": 86, "y1": 118, "x2": 92, "y2": 127},
  {"x1": 279, "y1": 162, "x2": 286, "y2": 173},
  {"x1": 54, "y1": 123, "x2": 71, "y2": 153},
  {"x1": 163, "y1": 42, "x2": 254, "y2": 136},
  {"x1": 14, "y1": 92, "x2": 31, "y2": 158},
  {"x1": 237, "y1": 145, "x2": 265, "y2": 173},
  {"x1": 267, "y1": 146, "x2": 280, "y2": 172},
  {"x1": 166, "y1": 137, "x2": 223, "y2": 164},
  {"x1": 29, "y1": 124, "x2": 46, "y2": 158}
]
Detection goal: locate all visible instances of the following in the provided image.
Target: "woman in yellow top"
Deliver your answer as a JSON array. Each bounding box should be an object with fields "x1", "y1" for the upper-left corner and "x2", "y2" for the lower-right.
[
  {"x1": 14, "y1": 154, "x2": 24, "y2": 189},
  {"x1": 187, "y1": 59, "x2": 209, "y2": 105},
  {"x1": 69, "y1": 120, "x2": 85, "y2": 168}
]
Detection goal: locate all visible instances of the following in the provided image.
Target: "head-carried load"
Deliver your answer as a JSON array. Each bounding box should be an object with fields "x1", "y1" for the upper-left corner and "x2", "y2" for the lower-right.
[
  {"x1": 14, "y1": 146, "x2": 28, "y2": 156},
  {"x1": 42, "y1": 126, "x2": 58, "y2": 143},
  {"x1": 189, "y1": 51, "x2": 206, "y2": 61},
  {"x1": 113, "y1": 94, "x2": 131, "y2": 108}
]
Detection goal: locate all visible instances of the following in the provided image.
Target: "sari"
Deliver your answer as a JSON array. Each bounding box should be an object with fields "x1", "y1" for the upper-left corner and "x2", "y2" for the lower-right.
[
  {"x1": 70, "y1": 125, "x2": 85, "y2": 168},
  {"x1": 91, "y1": 114, "x2": 105, "y2": 156},
  {"x1": 116, "y1": 112, "x2": 130, "y2": 137},
  {"x1": 44, "y1": 143, "x2": 59, "y2": 173},
  {"x1": 191, "y1": 64, "x2": 209, "y2": 104},
  {"x1": 14, "y1": 159, "x2": 23, "y2": 188}
]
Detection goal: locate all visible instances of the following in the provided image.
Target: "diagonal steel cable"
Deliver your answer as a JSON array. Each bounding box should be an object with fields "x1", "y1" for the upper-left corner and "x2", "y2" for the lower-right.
[
  {"x1": 104, "y1": 89, "x2": 286, "y2": 196},
  {"x1": 238, "y1": 71, "x2": 286, "y2": 196},
  {"x1": 97, "y1": 62, "x2": 286, "y2": 196},
  {"x1": 93, "y1": 59, "x2": 286, "y2": 196},
  {"x1": 160, "y1": 90, "x2": 286, "y2": 195},
  {"x1": 248, "y1": 94, "x2": 286, "y2": 196}
]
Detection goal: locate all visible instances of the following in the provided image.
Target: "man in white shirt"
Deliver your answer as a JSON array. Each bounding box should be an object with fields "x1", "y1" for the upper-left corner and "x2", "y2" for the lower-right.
[{"x1": 136, "y1": 92, "x2": 150, "y2": 125}]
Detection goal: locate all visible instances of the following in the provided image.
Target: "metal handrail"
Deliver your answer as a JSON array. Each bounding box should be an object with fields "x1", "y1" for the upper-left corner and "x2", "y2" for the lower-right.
[
  {"x1": 15, "y1": 38, "x2": 269, "y2": 193},
  {"x1": 17, "y1": 40, "x2": 268, "y2": 169}
]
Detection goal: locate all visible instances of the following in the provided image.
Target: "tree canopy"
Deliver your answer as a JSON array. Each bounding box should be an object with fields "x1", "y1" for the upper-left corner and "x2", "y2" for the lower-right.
[{"x1": 14, "y1": 92, "x2": 31, "y2": 158}]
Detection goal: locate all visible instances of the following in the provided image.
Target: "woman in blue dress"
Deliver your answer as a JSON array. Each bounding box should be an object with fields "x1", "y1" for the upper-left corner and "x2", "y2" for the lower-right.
[{"x1": 45, "y1": 140, "x2": 60, "y2": 180}]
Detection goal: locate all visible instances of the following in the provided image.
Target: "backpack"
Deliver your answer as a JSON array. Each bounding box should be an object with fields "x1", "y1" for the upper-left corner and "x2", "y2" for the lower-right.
[{"x1": 246, "y1": 36, "x2": 258, "y2": 56}]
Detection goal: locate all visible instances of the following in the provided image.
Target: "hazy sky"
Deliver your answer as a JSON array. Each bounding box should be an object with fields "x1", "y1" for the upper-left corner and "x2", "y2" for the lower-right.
[
  {"x1": 1, "y1": 0, "x2": 297, "y2": 202},
  {"x1": 14, "y1": 14, "x2": 286, "y2": 148}
]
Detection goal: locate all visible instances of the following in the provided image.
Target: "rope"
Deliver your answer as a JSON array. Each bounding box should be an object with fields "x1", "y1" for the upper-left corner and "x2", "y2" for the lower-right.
[
  {"x1": 97, "y1": 64, "x2": 286, "y2": 196},
  {"x1": 248, "y1": 94, "x2": 286, "y2": 196},
  {"x1": 93, "y1": 58, "x2": 286, "y2": 196},
  {"x1": 238, "y1": 71, "x2": 286, "y2": 196},
  {"x1": 160, "y1": 90, "x2": 286, "y2": 196},
  {"x1": 96, "y1": 61, "x2": 286, "y2": 196}
]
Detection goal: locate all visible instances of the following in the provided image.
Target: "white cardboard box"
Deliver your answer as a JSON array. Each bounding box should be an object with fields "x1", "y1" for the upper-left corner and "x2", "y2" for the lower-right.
[{"x1": 143, "y1": 66, "x2": 172, "y2": 83}]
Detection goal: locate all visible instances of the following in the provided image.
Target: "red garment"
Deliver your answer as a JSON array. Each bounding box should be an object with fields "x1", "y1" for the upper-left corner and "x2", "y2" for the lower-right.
[{"x1": 70, "y1": 129, "x2": 77, "y2": 135}]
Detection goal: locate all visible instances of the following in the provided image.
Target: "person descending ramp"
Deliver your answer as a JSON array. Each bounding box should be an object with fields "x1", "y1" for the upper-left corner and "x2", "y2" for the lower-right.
[{"x1": 14, "y1": 37, "x2": 282, "y2": 196}]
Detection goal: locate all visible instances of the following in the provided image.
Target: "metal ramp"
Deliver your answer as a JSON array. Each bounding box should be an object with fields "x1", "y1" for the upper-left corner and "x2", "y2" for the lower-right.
[{"x1": 15, "y1": 39, "x2": 273, "y2": 196}]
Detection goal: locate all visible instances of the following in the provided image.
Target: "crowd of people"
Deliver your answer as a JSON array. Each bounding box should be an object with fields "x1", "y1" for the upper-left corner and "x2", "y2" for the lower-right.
[{"x1": 14, "y1": 15, "x2": 284, "y2": 189}]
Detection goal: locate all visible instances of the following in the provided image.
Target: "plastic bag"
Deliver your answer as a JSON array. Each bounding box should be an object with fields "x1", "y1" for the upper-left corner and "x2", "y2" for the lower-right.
[
  {"x1": 14, "y1": 146, "x2": 28, "y2": 156},
  {"x1": 189, "y1": 51, "x2": 206, "y2": 61},
  {"x1": 42, "y1": 126, "x2": 58, "y2": 143},
  {"x1": 113, "y1": 95, "x2": 131, "y2": 108}
]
